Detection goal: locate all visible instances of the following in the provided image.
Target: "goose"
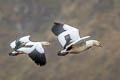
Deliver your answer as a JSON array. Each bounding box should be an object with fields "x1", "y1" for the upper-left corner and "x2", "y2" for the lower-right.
[
  {"x1": 9, "y1": 35, "x2": 50, "y2": 66},
  {"x1": 51, "y1": 22, "x2": 102, "y2": 56}
]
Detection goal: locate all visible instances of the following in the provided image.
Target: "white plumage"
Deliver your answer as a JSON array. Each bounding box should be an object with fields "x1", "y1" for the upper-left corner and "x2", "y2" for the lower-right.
[
  {"x1": 52, "y1": 22, "x2": 102, "y2": 56},
  {"x1": 9, "y1": 35, "x2": 50, "y2": 66}
]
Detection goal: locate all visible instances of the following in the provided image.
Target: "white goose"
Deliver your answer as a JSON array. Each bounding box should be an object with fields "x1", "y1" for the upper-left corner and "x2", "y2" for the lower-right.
[
  {"x1": 9, "y1": 35, "x2": 50, "y2": 66},
  {"x1": 52, "y1": 22, "x2": 102, "y2": 56}
]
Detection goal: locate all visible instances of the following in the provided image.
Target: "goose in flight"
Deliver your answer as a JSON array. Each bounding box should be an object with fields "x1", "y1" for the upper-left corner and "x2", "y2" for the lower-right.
[
  {"x1": 9, "y1": 35, "x2": 50, "y2": 66},
  {"x1": 51, "y1": 22, "x2": 102, "y2": 56}
]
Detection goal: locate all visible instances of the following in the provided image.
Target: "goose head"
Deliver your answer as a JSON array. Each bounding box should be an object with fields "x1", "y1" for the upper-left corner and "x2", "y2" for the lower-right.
[
  {"x1": 86, "y1": 40, "x2": 102, "y2": 48},
  {"x1": 93, "y1": 40, "x2": 102, "y2": 47},
  {"x1": 41, "y1": 41, "x2": 51, "y2": 46}
]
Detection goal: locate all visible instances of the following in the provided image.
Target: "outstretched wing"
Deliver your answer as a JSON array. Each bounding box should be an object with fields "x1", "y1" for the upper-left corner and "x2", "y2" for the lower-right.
[
  {"x1": 10, "y1": 35, "x2": 30, "y2": 50},
  {"x1": 28, "y1": 49, "x2": 46, "y2": 66},
  {"x1": 17, "y1": 42, "x2": 46, "y2": 66},
  {"x1": 66, "y1": 36, "x2": 91, "y2": 50},
  {"x1": 10, "y1": 40, "x2": 16, "y2": 49},
  {"x1": 52, "y1": 22, "x2": 81, "y2": 48},
  {"x1": 28, "y1": 43, "x2": 46, "y2": 66}
]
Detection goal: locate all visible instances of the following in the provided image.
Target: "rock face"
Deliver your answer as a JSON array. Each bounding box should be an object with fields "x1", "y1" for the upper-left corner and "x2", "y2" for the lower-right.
[{"x1": 0, "y1": 0, "x2": 120, "y2": 80}]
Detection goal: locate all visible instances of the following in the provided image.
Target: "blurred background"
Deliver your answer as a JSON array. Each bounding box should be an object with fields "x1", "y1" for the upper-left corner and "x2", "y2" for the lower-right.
[{"x1": 0, "y1": 0, "x2": 120, "y2": 80}]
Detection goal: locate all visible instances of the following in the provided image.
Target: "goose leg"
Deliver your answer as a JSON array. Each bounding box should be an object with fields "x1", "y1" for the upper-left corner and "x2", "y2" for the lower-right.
[{"x1": 57, "y1": 49, "x2": 68, "y2": 56}]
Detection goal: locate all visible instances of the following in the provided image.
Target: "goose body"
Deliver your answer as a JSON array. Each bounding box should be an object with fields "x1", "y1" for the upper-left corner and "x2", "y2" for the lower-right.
[
  {"x1": 9, "y1": 35, "x2": 50, "y2": 66},
  {"x1": 52, "y1": 22, "x2": 101, "y2": 56}
]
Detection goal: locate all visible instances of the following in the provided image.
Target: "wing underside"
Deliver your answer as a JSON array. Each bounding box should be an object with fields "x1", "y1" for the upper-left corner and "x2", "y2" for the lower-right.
[{"x1": 66, "y1": 36, "x2": 91, "y2": 50}]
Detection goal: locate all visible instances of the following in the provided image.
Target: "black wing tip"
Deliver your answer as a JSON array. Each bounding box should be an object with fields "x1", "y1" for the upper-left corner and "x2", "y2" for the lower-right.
[
  {"x1": 38, "y1": 53, "x2": 46, "y2": 66},
  {"x1": 29, "y1": 50, "x2": 46, "y2": 66},
  {"x1": 52, "y1": 22, "x2": 65, "y2": 36}
]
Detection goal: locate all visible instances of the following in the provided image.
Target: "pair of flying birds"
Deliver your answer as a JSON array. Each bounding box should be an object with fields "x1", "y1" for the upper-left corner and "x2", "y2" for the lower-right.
[{"x1": 9, "y1": 22, "x2": 102, "y2": 66}]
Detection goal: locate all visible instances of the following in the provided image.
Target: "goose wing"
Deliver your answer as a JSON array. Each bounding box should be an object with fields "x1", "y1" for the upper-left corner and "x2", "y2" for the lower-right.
[
  {"x1": 28, "y1": 44, "x2": 46, "y2": 66},
  {"x1": 10, "y1": 40, "x2": 16, "y2": 49},
  {"x1": 17, "y1": 42, "x2": 46, "y2": 66},
  {"x1": 52, "y1": 22, "x2": 81, "y2": 48},
  {"x1": 66, "y1": 36, "x2": 91, "y2": 50},
  {"x1": 28, "y1": 49, "x2": 46, "y2": 66},
  {"x1": 10, "y1": 35, "x2": 30, "y2": 50}
]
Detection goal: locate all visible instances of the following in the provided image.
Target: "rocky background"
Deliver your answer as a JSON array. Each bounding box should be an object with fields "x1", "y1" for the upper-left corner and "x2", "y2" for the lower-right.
[{"x1": 0, "y1": 0, "x2": 120, "y2": 80}]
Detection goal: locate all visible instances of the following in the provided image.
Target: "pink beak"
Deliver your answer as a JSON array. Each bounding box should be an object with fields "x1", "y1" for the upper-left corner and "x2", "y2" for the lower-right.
[{"x1": 99, "y1": 43, "x2": 102, "y2": 47}]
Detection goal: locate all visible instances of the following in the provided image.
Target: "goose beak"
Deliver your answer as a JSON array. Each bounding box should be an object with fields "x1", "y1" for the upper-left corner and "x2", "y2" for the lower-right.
[
  {"x1": 48, "y1": 41, "x2": 52, "y2": 45},
  {"x1": 99, "y1": 43, "x2": 102, "y2": 47},
  {"x1": 48, "y1": 42, "x2": 51, "y2": 45}
]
